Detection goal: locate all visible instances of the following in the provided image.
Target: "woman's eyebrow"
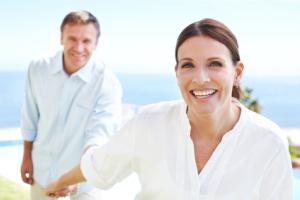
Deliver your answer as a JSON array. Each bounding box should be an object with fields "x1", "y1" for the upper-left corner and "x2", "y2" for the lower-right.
[{"x1": 178, "y1": 57, "x2": 193, "y2": 62}]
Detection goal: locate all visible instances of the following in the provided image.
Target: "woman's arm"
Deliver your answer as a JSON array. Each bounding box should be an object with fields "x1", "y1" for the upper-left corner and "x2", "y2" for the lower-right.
[
  {"x1": 259, "y1": 147, "x2": 293, "y2": 200},
  {"x1": 46, "y1": 164, "x2": 85, "y2": 196},
  {"x1": 46, "y1": 117, "x2": 136, "y2": 197}
]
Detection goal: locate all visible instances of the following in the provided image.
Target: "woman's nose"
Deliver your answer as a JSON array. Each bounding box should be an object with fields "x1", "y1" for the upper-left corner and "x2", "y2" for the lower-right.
[{"x1": 192, "y1": 66, "x2": 210, "y2": 84}]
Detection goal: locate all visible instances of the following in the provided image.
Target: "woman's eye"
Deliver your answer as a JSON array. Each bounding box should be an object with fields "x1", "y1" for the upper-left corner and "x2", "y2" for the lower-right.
[
  {"x1": 181, "y1": 63, "x2": 194, "y2": 68},
  {"x1": 209, "y1": 61, "x2": 223, "y2": 67}
]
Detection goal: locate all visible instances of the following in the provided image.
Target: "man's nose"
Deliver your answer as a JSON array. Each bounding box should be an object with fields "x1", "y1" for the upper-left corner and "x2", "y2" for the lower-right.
[{"x1": 73, "y1": 42, "x2": 84, "y2": 52}]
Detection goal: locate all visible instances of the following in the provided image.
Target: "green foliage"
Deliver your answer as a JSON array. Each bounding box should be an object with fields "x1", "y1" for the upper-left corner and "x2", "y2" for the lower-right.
[
  {"x1": 288, "y1": 136, "x2": 300, "y2": 160},
  {"x1": 240, "y1": 87, "x2": 262, "y2": 113},
  {"x1": 0, "y1": 176, "x2": 29, "y2": 200},
  {"x1": 289, "y1": 145, "x2": 300, "y2": 160}
]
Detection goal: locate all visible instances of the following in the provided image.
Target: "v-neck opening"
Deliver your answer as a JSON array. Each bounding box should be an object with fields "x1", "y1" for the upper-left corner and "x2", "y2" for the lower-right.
[{"x1": 180, "y1": 100, "x2": 246, "y2": 185}]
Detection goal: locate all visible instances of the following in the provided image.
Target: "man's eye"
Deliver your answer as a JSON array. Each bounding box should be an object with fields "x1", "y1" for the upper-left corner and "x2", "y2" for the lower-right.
[
  {"x1": 83, "y1": 40, "x2": 91, "y2": 44},
  {"x1": 181, "y1": 63, "x2": 194, "y2": 68},
  {"x1": 208, "y1": 61, "x2": 223, "y2": 67}
]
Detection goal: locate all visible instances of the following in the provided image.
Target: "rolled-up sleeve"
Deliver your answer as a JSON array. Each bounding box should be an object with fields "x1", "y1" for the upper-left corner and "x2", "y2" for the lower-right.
[
  {"x1": 21, "y1": 63, "x2": 39, "y2": 141},
  {"x1": 83, "y1": 69, "x2": 123, "y2": 149},
  {"x1": 80, "y1": 118, "x2": 134, "y2": 189}
]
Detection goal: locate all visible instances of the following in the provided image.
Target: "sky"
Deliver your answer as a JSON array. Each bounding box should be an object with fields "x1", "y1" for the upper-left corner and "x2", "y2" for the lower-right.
[{"x1": 0, "y1": 0, "x2": 300, "y2": 76}]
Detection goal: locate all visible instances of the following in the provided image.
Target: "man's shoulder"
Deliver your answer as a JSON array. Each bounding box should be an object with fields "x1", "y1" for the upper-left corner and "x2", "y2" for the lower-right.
[
  {"x1": 90, "y1": 61, "x2": 121, "y2": 86},
  {"x1": 90, "y1": 59, "x2": 117, "y2": 77},
  {"x1": 28, "y1": 51, "x2": 62, "y2": 72},
  {"x1": 90, "y1": 60, "x2": 105, "y2": 75}
]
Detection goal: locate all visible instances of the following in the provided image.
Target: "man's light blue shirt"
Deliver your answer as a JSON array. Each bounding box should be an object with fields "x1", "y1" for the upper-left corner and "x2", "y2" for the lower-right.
[{"x1": 21, "y1": 50, "x2": 123, "y2": 194}]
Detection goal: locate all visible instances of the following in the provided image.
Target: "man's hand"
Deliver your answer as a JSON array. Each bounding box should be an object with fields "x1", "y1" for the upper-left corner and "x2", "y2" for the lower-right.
[{"x1": 20, "y1": 151, "x2": 34, "y2": 185}]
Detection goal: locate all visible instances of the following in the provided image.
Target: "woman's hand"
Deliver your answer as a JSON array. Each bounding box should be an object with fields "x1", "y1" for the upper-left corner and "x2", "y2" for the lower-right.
[
  {"x1": 45, "y1": 164, "x2": 84, "y2": 197},
  {"x1": 46, "y1": 180, "x2": 77, "y2": 197},
  {"x1": 46, "y1": 180, "x2": 61, "y2": 197}
]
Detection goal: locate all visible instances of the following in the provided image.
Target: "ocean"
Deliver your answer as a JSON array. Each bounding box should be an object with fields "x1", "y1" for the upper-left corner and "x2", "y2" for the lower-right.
[{"x1": 0, "y1": 71, "x2": 299, "y2": 128}]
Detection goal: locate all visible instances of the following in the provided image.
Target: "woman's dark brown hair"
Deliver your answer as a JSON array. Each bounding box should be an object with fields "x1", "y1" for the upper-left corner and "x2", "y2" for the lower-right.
[{"x1": 175, "y1": 18, "x2": 241, "y2": 99}]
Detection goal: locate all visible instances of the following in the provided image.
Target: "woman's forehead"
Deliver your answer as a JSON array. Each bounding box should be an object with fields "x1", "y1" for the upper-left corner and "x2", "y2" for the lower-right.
[{"x1": 177, "y1": 36, "x2": 231, "y2": 61}]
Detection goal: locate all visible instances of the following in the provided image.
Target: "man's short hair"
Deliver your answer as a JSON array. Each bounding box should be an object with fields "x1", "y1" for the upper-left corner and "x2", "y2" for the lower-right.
[{"x1": 60, "y1": 10, "x2": 100, "y2": 38}]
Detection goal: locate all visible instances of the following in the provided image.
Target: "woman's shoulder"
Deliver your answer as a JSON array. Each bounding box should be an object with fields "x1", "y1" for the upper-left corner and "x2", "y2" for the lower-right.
[
  {"x1": 244, "y1": 106, "x2": 280, "y2": 130},
  {"x1": 138, "y1": 100, "x2": 184, "y2": 114},
  {"x1": 241, "y1": 105, "x2": 288, "y2": 147},
  {"x1": 121, "y1": 100, "x2": 185, "y2": 139},
  {"x1": 133, "y1": 100, "x2": 185, "y2": 123}
]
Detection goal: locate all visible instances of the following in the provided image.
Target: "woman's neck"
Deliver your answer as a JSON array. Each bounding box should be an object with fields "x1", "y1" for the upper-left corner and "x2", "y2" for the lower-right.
[{"x1": 188, "y1": 102, "x2": 240, "y2": 141}]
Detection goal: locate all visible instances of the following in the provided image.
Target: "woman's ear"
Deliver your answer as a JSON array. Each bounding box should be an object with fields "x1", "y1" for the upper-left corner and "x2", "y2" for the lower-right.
[
  {"x1": 175, "y1": 64, "x2": 179, "y2": 77},
  {"x1": 174, "y1": 64, "x2": 178, "y2": 71},
  {"x1": 234, "y1": 61, "x2": 244, "y2": 86}
]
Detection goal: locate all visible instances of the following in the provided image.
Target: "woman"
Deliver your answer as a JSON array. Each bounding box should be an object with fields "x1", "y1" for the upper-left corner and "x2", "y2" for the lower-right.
[{"x1": 46, "y1": 18, "x2": 293, "y2": 199}]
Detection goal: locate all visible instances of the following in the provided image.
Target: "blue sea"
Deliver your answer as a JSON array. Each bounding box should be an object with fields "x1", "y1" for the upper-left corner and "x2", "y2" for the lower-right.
[{"x1": 0, "y1": 71, "x2": 299, "y2": 128}]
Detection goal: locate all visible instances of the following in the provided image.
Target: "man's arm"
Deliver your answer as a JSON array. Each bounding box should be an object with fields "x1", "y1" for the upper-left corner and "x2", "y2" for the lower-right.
[
  {"x1": 20, "y1": 64, "x2": 39, "y2": 185},
  {"x1": 20, "y1": 141, "x2": 34, "y2": 185},
  {"x1": 84, "y1": 69, "x2": 123, "y2": 149}
]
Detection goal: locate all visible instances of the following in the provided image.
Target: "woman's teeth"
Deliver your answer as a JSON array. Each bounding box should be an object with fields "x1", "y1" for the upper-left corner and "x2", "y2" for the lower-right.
[{"x1": 192, "y1": 89, "x2": 217, "y2": 98}]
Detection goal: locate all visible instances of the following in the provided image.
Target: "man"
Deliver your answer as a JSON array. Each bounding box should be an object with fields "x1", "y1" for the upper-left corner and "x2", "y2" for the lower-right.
[{"x1": 20, "y1": 10, "x2": 122, "y2": 200}]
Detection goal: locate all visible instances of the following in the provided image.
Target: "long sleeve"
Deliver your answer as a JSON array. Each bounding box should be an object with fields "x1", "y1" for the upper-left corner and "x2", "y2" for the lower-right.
[
  {"x1": 21, "y1": 63, "x2": 39, "y2": 141},
  {"x1": 83, "y1": 69, "x2": 123, "y2": 149},
  {"x1": 80, "y1": 118, "x2": 135, "y2": 190},
  {"x1": 259, "y1": 145, "x2": 294, "y2": 200}
]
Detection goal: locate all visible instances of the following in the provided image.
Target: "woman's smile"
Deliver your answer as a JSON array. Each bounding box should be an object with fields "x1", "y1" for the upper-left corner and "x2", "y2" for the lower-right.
[{"x1": 190, "y1": 89, "x2": 218, "y2": 99}]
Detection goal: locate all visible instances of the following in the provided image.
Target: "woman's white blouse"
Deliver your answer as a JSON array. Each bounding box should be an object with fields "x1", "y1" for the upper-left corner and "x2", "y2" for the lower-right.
[{"x1": 81, "y1": 100, "x2": 293, "y2": 200}]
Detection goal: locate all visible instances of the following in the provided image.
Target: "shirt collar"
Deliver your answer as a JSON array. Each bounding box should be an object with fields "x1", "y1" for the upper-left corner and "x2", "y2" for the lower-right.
[
  {"x1": 72, "y1": 57, "x2": 94, "y2": 83},
  {"x1": 179, "y1": 98, "x2": 245, "y2": 138},
  {"x1": 180, "y1": 100, "x2": 191, "y2": 136},
  {"x1": 50, "y1": 50, "x2": 64, "y2": 75},
  {"x1": 50, "y1": 50, "x2": 94, "y2": 83}
]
